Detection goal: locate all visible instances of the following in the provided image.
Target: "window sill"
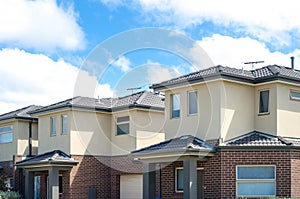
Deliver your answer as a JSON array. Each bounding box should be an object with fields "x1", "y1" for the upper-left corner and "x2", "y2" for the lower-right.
[
  {"x1": 258, "y1": 112, "x2": 270, "y2": 116},
  {"x1": 187, "y1": 113, "x2": 198, "y2": 117}
]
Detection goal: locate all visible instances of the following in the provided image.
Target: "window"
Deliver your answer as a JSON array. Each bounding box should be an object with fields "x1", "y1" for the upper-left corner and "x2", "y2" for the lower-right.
[
  {"x1": 236, "y1": 165, "x2": 276, "y2": 197},
  {"x1": 176, "y1": 168, "x2": 183, "y2": 192},
  {"x1": 188, "y1": 91, "x2": 198, "y2": 115},
  {"x1": 59, "y1": 176, "x2": 63, "y2": 194},
  {"x1": 259, "y1": 90, "x2": 269, "y2": 114},
  {"x1": 290, "y1": 90, "x2": 300, "y2": 101},
  {"x1": 0, "y1": 126, "x2": 13, "y2": 144},
  {"x1": 50, "y1": 117, "x2": 56, "y2": 136},
  {"x1": 116, "y1": 116, "x2": 130, "y2": 135},
  {"x1": 61, "y1": 115, "x2": 68, "y2": 135},
  {"x1": 171, "y1": 94, "x2": 180, "y2": 118}
]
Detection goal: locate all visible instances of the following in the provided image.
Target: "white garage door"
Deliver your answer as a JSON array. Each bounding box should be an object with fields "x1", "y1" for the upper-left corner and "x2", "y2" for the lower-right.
[{"x1": 120, "y1": 174, "x2": 143, "y2": 199}]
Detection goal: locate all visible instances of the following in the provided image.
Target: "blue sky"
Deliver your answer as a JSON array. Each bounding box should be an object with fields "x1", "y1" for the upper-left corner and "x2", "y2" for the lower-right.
[{"x1": 1, "y1": 0, "x2": 300, "y2": 114}]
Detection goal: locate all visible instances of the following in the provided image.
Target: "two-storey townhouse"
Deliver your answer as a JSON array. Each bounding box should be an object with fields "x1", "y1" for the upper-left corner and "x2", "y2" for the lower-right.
[
  {"x1": 133, "y1": 64, "x2": 300, "y2": 199},
  {"x1": 15, "y1": 91, "x2": 165, "y2": 199},
  {"x1": 0, "y1": 105, "x2": 41, "y2": 190}
]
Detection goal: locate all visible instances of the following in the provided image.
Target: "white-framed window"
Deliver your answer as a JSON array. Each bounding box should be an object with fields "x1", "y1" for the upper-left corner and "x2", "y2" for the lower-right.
[
  {"x1": 175, "y1": 167, "x2": 203, "y2": 193},
  {"x1": 0, "y1": 126, "x2": 13, "y2": 144},
  {"x1": 188, "y1": 91, "x2": 198, "y2": 115},
  {"x1": 61, "y1": 115, "x2": 68, "y2": 135},
  {"x1": 236, "y1": 165, "x2": 276, "y2": 197},
  {"x1": 116, "y1": 116, "x2": 130, "y2": 135},
  {"x1": 259, "y1": 90, "x2": 269, "y2": 114},
  {"x1": 290, "y1": 90, "x2": 300, "y2": 101},
  {"x1": 50, "y1": 116, "x2": 56, "y2": 136},
  {"x1": 171, "y1": 94, "x2": 180, "y2": 118}
]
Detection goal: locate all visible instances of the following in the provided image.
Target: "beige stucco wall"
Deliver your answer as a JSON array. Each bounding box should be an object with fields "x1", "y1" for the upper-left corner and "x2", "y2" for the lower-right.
[
  {"x1": 38, "y1": 111, "x2": 71, "y2": 154},
  {"x1": 0, "y1": 121, "x2": 17, "y2": 161},
  {"x1": 254, "y1": 83, "x2": 277, "y2": 135},
  {"x1": 111, "y1": 109, "x2": 165, "y2": 155},
  {"x1": 70, "y1": 110, "x2": 111, "y2": 156},
  {"x1": 277, "y1": 83, "x2": 300, "y2": 137},
  {"x1": 16, "y1": 121, "x2": 38, "y2": 156}
]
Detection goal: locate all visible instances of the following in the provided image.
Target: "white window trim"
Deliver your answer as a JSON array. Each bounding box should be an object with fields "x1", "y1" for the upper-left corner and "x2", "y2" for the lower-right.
[
  {"x1": 0, "y1": 125, "x2": 13, "y2": 144},
  {"x1": 171, "y1": 94, "x2": 180, "y2": 119},
  {"x1": 187, "y1": 90, "x2": 198, "y2": 116},
  {"x1": 258, "y1": 89, "x2": 270, "y2": 115},
  {"x1": 175, "y1": 167, "x2": 204, "y2": 193},
  {"x1": 50, "y1": 116, "x2": 57, "y2": 136},
  {"x1": 290, "y1": 90, "x2": 300, "y2": 101},
  {"x1": 236, "y1": 165, "x2": 276, "y2": 198},
  {"x1": 61, "y1": 115, "x2": 68, "y2": 135},
  {"x1": 116, "y1": 116, "x2": 130, "y2": 136}
]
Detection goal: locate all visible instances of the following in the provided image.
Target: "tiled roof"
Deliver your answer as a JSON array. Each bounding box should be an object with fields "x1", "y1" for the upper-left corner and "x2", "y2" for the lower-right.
[
  {"x1": 151, "y1": 65, "x2": 300, "y2": 90},
  {"x1": 132, "y1": 135, "x2": 216, "y2": 154},
  {"x1": 222, "y1": 131, "x2": 300, "y2": 147},
  {"x1": 0, "y1": 105, "x2": 42, "y2": 121},
  {"x1": 29, "y1": 91, "x2": 164, "y2": 114},
  {"x1": 16, "y1": 150, "x2": 78, "y2": 166}
]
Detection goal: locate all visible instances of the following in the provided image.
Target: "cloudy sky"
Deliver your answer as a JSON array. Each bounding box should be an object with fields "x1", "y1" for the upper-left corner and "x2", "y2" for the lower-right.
[{"x1": 1, "y1": 0, "x2": 300, "y2": 114}]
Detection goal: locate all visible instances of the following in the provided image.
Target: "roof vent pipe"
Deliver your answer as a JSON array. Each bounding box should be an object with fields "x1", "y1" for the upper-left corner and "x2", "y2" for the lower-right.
[{"x1": 291, "y1": 56, "x2": 295, "y2": 70}]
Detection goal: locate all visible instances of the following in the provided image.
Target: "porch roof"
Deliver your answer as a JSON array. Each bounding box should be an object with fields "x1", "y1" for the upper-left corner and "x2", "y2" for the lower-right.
[
  {"x1": 16, "y1": 150, "x2": 78, "y2": 168},
  {"x1": 131, "y1": 135, "x2": 216, "y2": 161}
]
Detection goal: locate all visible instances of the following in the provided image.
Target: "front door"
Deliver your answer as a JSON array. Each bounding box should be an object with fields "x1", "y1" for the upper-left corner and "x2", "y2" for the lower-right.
[{"x1": 197, "y1": 170, "x2": 204, "y2": 199}]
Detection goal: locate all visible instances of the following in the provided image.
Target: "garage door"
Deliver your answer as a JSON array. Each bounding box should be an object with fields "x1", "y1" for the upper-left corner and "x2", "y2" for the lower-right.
[{"x1": 120, "y1": 174, "x2": 143, "y2": 199}]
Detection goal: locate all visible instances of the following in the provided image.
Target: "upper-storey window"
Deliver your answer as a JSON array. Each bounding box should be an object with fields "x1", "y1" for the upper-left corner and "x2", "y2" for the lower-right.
[
  {"x1": 290, "y1": 90, "x2": 300, "y2": 101},
  {"x1": 0, "y1": 126, "x2": 13, "y2": 144},
  {"x1": 259, "y1": 90, "x2": 269, "y2": 114},
  {"x1": 50, "y1": 116, "x2": 56, "y2": 136},
  {"x1": 116, "y1": 116, "x2": 130, "y2": 135},
  {"x1": 188, "y1": 91, "x2": 198, "y2": 115},
  {"x1": 171, "y1": 94, "x2": 180, "y2": 118},
  {"x1": 61, "y1": 115, "x2": 68, "y2": 135}
]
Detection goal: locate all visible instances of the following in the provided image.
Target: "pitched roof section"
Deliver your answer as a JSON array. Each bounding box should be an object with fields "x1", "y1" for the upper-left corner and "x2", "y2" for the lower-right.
[
  {"x1": 221, "y1": 131, "x2": 300, "y2": 147},
  {"x1": 0, "y1": 105, "x2": 42, "y2": 121},
  {"x1": 132, "y1": 135, "x2": 216, "y2": 155},
  {"x1": 16, "y1": 150, "x2": 78, "y2": 167},
  {"x1": 29, "y1": 91, "x2": 164, "y2": 114},
  {"x1": 151, "y1": 65, "x2": 300, "y2": 90}
]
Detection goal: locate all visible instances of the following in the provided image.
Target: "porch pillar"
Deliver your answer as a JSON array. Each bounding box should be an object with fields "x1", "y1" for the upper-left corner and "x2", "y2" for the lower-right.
[
  {"x1": 143, "y1": 163, "x2": 156, "y2": 199},
  {"x1": 48, "y1": 167, "x2": 59, "y2": 199},
  {"x1": 25, "y1": 170, "x2": 34, "y2": 199},
  {"x1": 183, "y1": 157, "x2": 197, "y2": 199}
]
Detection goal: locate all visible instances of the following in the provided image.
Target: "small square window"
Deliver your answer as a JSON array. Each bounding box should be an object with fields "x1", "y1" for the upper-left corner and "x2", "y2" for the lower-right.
[
  {"x1": 259, "y1": 90, "x2": 269, "y2": 114},
  {"x1": 171, "y1": 94, "x2": 180, "y2": 118},
  {"x1": 116, "y1": 116, "x2": 130, "y2": 135},
  {"x1": 290, "y1": 90, "x2": 300, "y2": 101}
]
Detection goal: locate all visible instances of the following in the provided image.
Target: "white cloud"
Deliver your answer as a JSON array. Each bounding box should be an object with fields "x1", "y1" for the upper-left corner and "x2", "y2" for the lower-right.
[
  {"x1": 103, "y1": 0, "x2": 300, "y2": 47},
  {"x1": 112, "y1": 56, "x2": 131, "y2": 72},
  {"x1": 0, "y1": 48, "x2": 114, "y2": 114},
  {"x1": 146, "y1": 61, "x2": 181, "y2": 84},
  {"x1": 198, "y1": 34, "x2": 300, "y2": 69},
  {"x1": 0, "y1": 0, "x2": 85, "y2": 52}
]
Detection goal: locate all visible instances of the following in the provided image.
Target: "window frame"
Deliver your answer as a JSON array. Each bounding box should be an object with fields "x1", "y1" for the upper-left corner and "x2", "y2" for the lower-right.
[
  {"x1": 290, "y1": 90, "x2": 300, "y2": 101},
  {"x1": 116, "y1": 116, "x2": 130, "y2": 136},
  {"x1": 258, "y1": 89, "x2": 270, "y2": 115},
  {"x1": 61, "y1": 115, "x2": 68, "y2": 135},
  {"x1": 175, "y1": 167, "x2": 204, "y2": 193},
  {"x1": 236, "y1": 165, "x2": 276, "y2": 198},
  {"x1": 0, "y1": 125, "x2": 13, "y2": 144},
  {"x1": 50, "y1": 116, "x2": 57, "y2": 136},
  {"x1": 171, "y1": 94, "x2": 180, "y2": 119},
  {"x1": 188, "y1": 90, "x2": 198, "y2": 116}
]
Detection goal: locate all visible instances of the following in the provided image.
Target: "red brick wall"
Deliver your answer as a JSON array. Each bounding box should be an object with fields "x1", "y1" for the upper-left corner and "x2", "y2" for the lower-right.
[{"x1": 291, "y1": 150, "x2": 300, "y2": 197}]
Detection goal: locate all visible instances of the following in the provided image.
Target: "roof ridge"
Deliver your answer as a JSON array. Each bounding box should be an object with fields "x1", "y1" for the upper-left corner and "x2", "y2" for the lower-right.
[{"x1": 0, "y1": 104, "x2": 40, "y2": 117}]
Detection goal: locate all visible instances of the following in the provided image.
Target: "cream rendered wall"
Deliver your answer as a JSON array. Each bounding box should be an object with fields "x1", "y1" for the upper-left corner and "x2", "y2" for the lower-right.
[
  {"x1": 0, "y1": 121, "x2": 17, "y2": 161},
  {"x1": 38, "y1": 111, "x2": 70, "y2": 154},
  {"x1": 111, "y1": 110, "x2": 165, "y2": 155},
  {"x1": 16, "y1": 121, "x2": 38, "y2": 156},
  {"x1": 70, "y1": 110, "x2": 111, "y2": 156},
  {"x1": 164, "y1": 81, "x2": 222, "y2": 141},
  {"x1": 254, "y1": 83, "x2": 277, "y2": 135},
  {"x1": 220, "y1": 81, "x2": 255, "y2": 141},
  {"x1": 277, "y1": 83, "x2": 300, "y2": 137}
]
